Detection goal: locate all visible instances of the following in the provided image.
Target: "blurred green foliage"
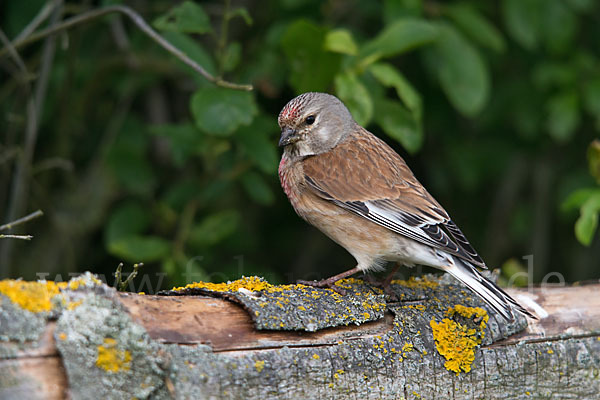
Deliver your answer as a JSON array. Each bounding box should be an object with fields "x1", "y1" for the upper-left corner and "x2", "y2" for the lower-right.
[{"x1": 1, "y1": 0, "x2": 599, "y2": 290}]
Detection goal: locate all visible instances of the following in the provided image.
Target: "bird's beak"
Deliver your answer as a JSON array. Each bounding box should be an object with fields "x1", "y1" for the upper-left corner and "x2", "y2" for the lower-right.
[{"x1": 279, "y1": 127, "x2": 299, "y2": 147}]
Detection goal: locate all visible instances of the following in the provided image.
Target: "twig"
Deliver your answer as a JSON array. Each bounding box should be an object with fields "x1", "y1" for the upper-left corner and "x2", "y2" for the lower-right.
[
  {"x1": 0, "y1": 5, "x2": 253, "y2": 91},
  {"x1": 0, "y1": 2, "x2": 60, "y2": 274},
  {"x1": 0, "y1": 28, "x2": 38, "y2": 272},
  {"x1": 14, "y1": 0, "x2": 61, "y2": 42},
  {"x1": 0, "y1": 234, "x2": 33, "y2": 240},
  {"x1": 115, "y1": 263, "x2": 123, "y2": 290},
  {"x1": 0, "y1": 209, "x2": 44, "y2": 231},
  {"x1": 114, "y1": 262, "x2": 144, "y2": 291}
]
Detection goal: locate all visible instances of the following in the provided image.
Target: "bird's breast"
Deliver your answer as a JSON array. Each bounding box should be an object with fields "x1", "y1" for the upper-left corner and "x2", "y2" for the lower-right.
[{"x1": 279, "y1": 155, "x2": 301, "y2": 207}]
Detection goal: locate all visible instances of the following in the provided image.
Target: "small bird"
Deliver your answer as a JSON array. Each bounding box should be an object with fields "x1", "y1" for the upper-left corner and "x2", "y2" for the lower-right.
[{"x1": 277, "y1": 92, "x2": 534, "y2": 320}]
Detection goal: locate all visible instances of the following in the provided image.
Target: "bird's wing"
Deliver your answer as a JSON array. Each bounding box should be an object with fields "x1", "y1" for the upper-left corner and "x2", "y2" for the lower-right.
[{"x1": 301, "y1": 128, "x2": 486, "y2": 268}]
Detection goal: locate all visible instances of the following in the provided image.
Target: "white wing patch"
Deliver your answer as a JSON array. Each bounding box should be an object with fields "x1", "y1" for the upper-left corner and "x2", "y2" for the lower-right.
[{"x1": 304, "y1": 176, "x2": 486, "y2": 268}]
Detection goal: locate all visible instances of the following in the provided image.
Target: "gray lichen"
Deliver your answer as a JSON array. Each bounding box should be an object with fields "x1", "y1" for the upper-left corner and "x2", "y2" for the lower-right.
[
  {"x1": 161, "y1": 276, "x2": 386, "y2": 331},
  {"x1": 54, "y1": 276, "x2": 172, "y2": 400},
  {"x1": 2, "y1": 272, "x2": 599, "y2": 400},
  {"x1": 0, "y1": 296, "x2": 45, "y2": 346}
]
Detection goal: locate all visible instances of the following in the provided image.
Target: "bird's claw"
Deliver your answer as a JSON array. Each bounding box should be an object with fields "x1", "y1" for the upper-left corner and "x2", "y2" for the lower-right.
[{"x1": 296, "y1": 279, "x2": 347, "y2": 295}]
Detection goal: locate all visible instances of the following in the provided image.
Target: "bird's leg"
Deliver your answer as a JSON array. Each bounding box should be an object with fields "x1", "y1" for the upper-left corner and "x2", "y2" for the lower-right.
[
  {"x1": 381, "y1": 264, "x2": 401, "y2": 300},
  {"x1": 297, "y1": 266, "x2": 362, "y2": 295},
  {"x1": 361, "y1": 264, "x2": 401, "y2": 299},
  {"x1": 381, "y1": 264, "x2": 401, "y2": 290}
]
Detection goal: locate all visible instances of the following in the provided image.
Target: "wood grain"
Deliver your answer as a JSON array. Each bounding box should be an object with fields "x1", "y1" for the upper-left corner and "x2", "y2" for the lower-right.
[
  {"x1": 2, "y1": 283, "x2": 599, "y2": 400},
  {"x1": 118, "y1": 293, "x2": 393, "y2": 352}
]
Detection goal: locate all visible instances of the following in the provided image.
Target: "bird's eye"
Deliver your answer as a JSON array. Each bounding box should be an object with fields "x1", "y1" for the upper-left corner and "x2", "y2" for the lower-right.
[{"x1": 305, "y1": 115, "x2": 315, "y2": 125}]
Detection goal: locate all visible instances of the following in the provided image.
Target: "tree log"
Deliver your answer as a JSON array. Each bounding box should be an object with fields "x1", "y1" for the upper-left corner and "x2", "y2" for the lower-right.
[{"x1": 0, "y1": 273, "x2": 598, "y2": 399}]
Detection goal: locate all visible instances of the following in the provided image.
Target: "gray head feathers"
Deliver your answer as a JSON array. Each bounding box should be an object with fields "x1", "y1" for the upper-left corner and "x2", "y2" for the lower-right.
[{"x1": 278, "y1": 92, "x2": 357, "y2": 158}]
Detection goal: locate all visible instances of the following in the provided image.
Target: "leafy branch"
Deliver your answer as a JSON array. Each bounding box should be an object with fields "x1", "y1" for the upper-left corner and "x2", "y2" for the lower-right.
[{"x1": 0, "y1": 5, "x2": 252, "y2": 91}]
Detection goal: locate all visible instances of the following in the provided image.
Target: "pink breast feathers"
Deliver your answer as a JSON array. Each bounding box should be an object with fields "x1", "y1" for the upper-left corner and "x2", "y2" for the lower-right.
[{"x1": 278, "y1": 156, "x2": 295, "y2": 202}]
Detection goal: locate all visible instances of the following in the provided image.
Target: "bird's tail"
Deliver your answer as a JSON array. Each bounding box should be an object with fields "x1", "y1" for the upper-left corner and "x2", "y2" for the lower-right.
[{"x1": 443, "y1": 257, "x2": 536, "y2": 320}]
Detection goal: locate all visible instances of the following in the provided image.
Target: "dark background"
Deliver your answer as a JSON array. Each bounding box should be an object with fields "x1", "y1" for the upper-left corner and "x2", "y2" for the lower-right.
[{"x1": 1, "y1": 0, "x2": 599, "y2": 292}]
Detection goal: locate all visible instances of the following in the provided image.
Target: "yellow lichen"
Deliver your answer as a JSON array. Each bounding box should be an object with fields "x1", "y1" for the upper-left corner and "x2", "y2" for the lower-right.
[
  {"x1": 58, "y1": 332, "x2": 67, "y2": 341},
  {"x1": 174, "y1": 276, "x2": 342, "y2": 297},
  {"x1": 173, "y1": 276, "x2": 273, "y2": 292},
  {"x1": 312, "y1": 353, "x2": 320, "y2": 360},
  {"x1": 334, "y1": 277, "x2": 365, "y2": 287},
  {"x1": 96, "y1": 338, "x2": 132, "y2": 373},
  {"x1": 0, "y1": 280, "x2": 66, "y2": 313},
  {"x1": 430, "y1": 305, "x2": 488, "y2": 375},
  {"x1": 391, "y1": 276, "x2": 439, "y2": 289},
  {"x1": 66, "y1": 299, "x2": 83, "y2": 311},
  {"x1": 172, "y1": 276, "x2": 386, "y2": 325},
  {"x1": 67, "y1": 275, "x2": 101, "y2": 290},
  {"x1": 254, "y1": 360, "x2": 265, "y2": 372}
]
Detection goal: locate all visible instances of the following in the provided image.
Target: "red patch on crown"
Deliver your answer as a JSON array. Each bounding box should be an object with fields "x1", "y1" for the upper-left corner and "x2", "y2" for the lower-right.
[{"x1": 280, "y1": 103, "x2": 300, "y2": 121}]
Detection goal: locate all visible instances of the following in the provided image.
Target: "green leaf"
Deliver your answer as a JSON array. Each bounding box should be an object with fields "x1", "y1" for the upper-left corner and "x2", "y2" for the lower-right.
[
  {"x1": 566, "y1": 0, "x2": 596, "y2": 12},
  {"x1": 281, "y1": 20, "x2": 341, "y2": 93},
  {"x1": 105, "y1": 201, "x2": 150, "y2": 246},
  {"x1": 502, "y1": 0, "x2": 542, "y2": 50},
  {"x1": 541, "y1": 0, "x2": 577, "y2": 54},
  {"x1": 546, "y1": 91, "x2": 579, "y2": 143},
  {"x1": 374, "y1": 98, "x2": 423, "y2": 153},
  {"x1": 562, "y1": 188, "x2": 600, "y2": 212},
  {"x1": 191, "y1": 87, "x2": 257, "y2": 135},
  {"x1": 359, "y1": 18, "x2": 438, "y2": 66},
  {"x1": 150, "y1": 123, "x2": 204, "y2": 166},
  {"x1": 588, "y1": 140, "x2": 600, "y2": 184},
  {"x1": 153, "y1": 1, "x2": 212, "y2": 34},
  {"x1": 223, "y1": 42, "x2": 242, "y2": 72},
  {"x1": 189, "y1": 210, "x2": 240, "y2": 247},
  {"x1": 582, "y1": 78, "x2": 600, "y2": 121},
  {"x1": 334, "y1": 72, "x2": 373, "y2": 126},
  {"x1": 445, "y1": 4, "x2": 506, "y2": 53},
  {"x1": 162, "y1": 31, "x2": 216, "y2": 79},
  {"x1": 532, "y1": 62, "x2": 576, "y2": 90},
  {"x1": 324, "y1": 29, "x2": 359, "y2": 55},
  {"x1": 368, "y1": 63, "x2": 422, "y2": 118},
  {"x1": 235, "y1": 115, "x2": 279, "y2": 174},
  {"x1": 575, "y1": 192, "x2": 600, "y2": 246},
  {"x1": 229, "y1": 7, "x2": 253, "y2": 25},
  {"x1": 383, "y1": 0, "x2": 423, "y2": 24},
  {"x1": 161, "y1": 180, "x2": 200, "y2": 211},
  {"x1": 108, "y1": 235, "x2": 171, "y2": 262},
  {"x1": 423, "y1": 24, "x2": 490, "y2": 116},
  {"x1": 241, "y1": 171, "x2": 275, "y2": 205}
]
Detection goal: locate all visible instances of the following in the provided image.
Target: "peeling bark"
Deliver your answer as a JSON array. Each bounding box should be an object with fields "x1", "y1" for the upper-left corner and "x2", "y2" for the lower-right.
[{"x1": 0, "y1": 273, "x2": 598, "y2": 399}]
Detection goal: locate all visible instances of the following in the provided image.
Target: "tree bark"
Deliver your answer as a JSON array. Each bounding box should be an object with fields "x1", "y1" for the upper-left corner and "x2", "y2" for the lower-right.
[{"x1": 0, "y1": 273, "x2": 598, "y2": 399}]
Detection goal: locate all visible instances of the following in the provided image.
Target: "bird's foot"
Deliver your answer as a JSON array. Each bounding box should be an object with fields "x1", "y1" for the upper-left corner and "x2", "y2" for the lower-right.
[
  {"x1": 296, "y1": 278, "x2": 346, "y2": 295},
  {"x1": 362, "y1": 265, "x2": 402, "y2": 300},
  {"x1": 296, "y1": 267, "x2": 362, "y2": 295}
]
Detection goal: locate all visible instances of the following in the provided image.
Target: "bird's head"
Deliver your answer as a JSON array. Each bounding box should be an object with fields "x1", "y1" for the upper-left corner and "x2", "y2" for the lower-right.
[{"x1": 278, "y1": 92, "x2": 356, "y2": 157}]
